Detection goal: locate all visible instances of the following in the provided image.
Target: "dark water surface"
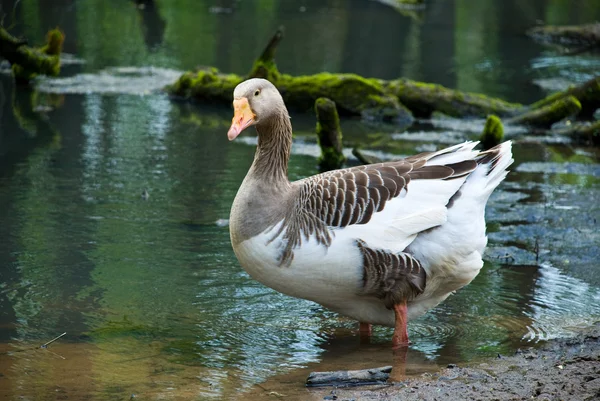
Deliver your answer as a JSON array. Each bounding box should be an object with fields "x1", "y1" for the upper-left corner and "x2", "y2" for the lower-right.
[{"x1": 1, "y1": 0, "x2": 600, "y2": 399}]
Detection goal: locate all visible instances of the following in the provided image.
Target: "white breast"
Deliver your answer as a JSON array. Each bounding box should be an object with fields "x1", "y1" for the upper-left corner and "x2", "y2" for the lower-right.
[{"x1": 233, "y1": 220, "x2": 364, "y2": 301}]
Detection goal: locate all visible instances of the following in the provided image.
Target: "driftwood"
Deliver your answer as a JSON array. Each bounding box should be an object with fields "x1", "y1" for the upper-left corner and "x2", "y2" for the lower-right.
[
  {"x1": 0, "y1": 26, "x2": 63, "y2": 83},
  {"x1": 527, "y1": 23, "x2": 600, "y2": 49},
  {"x1": 306, "y1": 366, "x2": 392, "y2": 387},
  {"x1": 315, "y1": 98, "x2": 346, "y2": 171}
]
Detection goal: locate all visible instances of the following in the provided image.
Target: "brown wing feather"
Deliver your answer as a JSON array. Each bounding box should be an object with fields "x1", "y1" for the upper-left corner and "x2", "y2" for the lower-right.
[
  {"x1": 299, "y1": 157, "x2": 474, "y2": 229},
  {"x1": 271, "y1": 151, "x2": 477, "y2": 266}
]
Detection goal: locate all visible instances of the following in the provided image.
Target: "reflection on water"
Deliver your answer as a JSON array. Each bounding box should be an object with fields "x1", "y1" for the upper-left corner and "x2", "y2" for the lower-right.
[{"x1": 1, "y1": 0, "x2": 600, "y2": 400}]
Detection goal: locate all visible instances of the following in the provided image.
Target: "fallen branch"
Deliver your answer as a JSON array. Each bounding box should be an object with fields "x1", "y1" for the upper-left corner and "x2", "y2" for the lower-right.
[{"x1": 306, "y1": 366, "x2": 392, "y2": 387}]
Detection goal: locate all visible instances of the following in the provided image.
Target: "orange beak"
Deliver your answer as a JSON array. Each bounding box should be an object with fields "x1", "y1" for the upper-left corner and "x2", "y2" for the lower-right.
[{"x1": 227, "y1": 97, "x2": 255, "y2": 141}]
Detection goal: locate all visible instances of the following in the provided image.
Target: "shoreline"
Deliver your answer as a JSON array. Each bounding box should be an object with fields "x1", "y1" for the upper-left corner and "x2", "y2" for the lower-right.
[{"x1": 247, "y1": 323, "x2": 600, "y2": 400}]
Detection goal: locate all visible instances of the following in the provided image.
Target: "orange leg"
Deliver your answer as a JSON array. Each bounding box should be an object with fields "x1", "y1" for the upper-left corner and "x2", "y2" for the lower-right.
[
  {"x1": 359, "y1": 322, "x2": 372, "y2": 344},
  {"x1": 391, "y1": 302, "x2": 409, "y2": 348},
  {"x1": 359, "y1": 322, "x2": 372, "y2": 335}
]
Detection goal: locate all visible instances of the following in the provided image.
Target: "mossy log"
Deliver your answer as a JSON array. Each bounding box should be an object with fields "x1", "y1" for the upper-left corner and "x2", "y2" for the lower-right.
[
  {"x1": 168, "y1": 27, "x2": 526, "y2": 123},
  {"x1": 385, "y1": 79, "x2": 524, "y2": 118},
  {"x1": 315, "y1": 98, "x2": 345, "y2": 171},
  {"x1": 169, "y1": 68, "x2": 414, "y2": 123},
  {"x1": 0, "y1": 26, "x2": 63, "y2": 83},
  {"x1": 508, "y1": 96, "x2": 581, "y2": 128},
  {"x1": 480, "y1": 115, "x2": 505, "y2": 149},
  {"x1": 167, "y1": 68, "x2": 242, "y2": 103},
  {"x1": 167, "y1": 26, "x2": 595, "y2": 130},
  {"x1": 527, "y1": 23, "x2": 600, "y2": 48},
  {"x1": 530, "y1": 76, "x2": 600, "y2": 117}
]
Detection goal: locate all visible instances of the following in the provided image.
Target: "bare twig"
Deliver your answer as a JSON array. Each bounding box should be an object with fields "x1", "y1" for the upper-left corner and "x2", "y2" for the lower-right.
[{"x1": 40, "y1": 332, "x2": 66, "y2": 348}]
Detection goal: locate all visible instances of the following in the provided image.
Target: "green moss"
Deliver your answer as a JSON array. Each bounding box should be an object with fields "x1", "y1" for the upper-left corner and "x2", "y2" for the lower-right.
[
  {"x1": 480, "y1": 115, "x2": 504, "y2": 149},
  {"x1": 276, "y1": 73, "x2": 412, "y2": 121},
  {"x1": 167, "y1": 68, "x2": 242, "y2": 102},
  {"x1": 41, "y1": 28, "x2": 64, "y2": 56},
  {"x1": 2, "y1": 27, "x2": 62, "y2": 83},
  {"x1": 318, "y1": 147, "x2": 346, "y2": 171},
  {"x1": 248, "y1": 59, "x2": 281, "y2": 83}
]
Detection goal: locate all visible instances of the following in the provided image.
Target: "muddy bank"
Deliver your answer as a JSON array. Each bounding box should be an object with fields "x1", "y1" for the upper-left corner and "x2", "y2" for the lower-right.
[{"x1": 248, "y1": 324, "x2": 600, "y2": 400}]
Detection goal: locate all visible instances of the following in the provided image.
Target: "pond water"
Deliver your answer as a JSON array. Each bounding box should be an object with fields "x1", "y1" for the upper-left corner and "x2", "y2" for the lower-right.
[{"x1": 1, "y1": 0, "x2": 600, "y2": 400}]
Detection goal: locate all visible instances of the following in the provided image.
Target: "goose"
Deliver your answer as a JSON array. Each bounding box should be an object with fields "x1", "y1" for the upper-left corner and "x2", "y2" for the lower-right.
[{"x1": 227, "y1": 78, "x2": 513, "y2": 347}]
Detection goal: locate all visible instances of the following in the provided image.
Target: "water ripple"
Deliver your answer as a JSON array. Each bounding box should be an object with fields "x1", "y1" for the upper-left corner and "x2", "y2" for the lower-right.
[{"x1": 36, "y1": 66, "x2": 182, "y2": 95}]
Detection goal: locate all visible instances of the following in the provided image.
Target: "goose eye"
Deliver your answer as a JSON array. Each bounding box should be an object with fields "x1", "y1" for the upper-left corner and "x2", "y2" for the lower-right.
[{"x1": 254, "y1": 89, "x2": 261, "y2": 97}]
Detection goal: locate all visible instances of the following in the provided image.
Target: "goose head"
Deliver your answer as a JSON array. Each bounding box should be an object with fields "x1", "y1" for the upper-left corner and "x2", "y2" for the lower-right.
[{"x1": 227, "y1": 78, "x2": 288, "y2": 141}]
